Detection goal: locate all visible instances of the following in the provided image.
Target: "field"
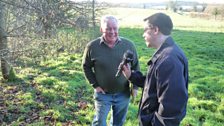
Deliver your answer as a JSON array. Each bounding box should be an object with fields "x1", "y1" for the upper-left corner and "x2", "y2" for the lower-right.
[
  {"x1": 1, "y1": 8, "x2": 224, "y2": 126},
  {"x1": 105, "y1": 8, "x2": 224, "y2": 32}
]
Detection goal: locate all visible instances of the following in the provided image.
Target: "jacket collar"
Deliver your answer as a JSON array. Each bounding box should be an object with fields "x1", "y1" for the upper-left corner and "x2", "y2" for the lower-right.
[{"x1": 147, "y1": 36, "x2": 174, "y2": 65}]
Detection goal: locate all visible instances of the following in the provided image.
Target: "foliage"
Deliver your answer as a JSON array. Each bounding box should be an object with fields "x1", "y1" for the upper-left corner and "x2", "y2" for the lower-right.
[
  {"x1": 7, "y1": 67, "x2": 17, "y2": 82},
  {"x1": 167, "y1": 0, "x2": 177, "y2": 12},
  {"x1": 0, "y1": 0, "x2": 104, "y2": 77},
  {"x1": 204, "y1": 4, "x2": 224, "y2": 20}
]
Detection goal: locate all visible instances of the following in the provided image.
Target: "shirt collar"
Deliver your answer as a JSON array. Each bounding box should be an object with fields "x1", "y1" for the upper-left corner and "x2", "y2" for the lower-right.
[
  {"x1": 99, "y1": 36, "x2": 121, "y2": 45},
  {"x1": 147, "y1": 36, "x2": 174, "y2": 65}
]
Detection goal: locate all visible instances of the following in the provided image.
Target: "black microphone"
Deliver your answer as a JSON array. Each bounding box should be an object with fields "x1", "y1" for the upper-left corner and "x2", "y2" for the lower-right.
[{"x1": 115, "y1": 50, "x2": 134, "y2": 77}]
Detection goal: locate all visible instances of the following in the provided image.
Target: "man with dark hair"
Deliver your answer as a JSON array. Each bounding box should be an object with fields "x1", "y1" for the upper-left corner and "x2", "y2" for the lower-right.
[
  {"x1": 82, "y1": 15, "x2": 139, "y2": 126},
  {"x1": 122, "y1": 13, "x2": 189, "y2": 126}
]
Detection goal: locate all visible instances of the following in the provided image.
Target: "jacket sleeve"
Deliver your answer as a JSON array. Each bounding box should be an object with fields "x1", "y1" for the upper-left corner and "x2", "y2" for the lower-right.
[
  {"x1": 130, "y1": 44, "x2": 141, "y2": 89},
  {"x1": 153, "y1": 57, "x2": 188, "y2": 126},
  {"x1": 82, "y1": 44, "x2": 99, "y2": 88},
  {"x1": 129, "y1": 71, "x2": 145, "y2": 88}
]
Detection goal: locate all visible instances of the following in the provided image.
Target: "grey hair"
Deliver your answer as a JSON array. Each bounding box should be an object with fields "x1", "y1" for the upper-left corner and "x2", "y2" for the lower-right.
[{"x1": 100, "y1": 15, "x2": 118, "y2": 28}]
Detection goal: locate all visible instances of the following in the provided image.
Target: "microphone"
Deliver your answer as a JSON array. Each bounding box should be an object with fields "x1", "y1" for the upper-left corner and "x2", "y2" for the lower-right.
[{"x1": 115, "y1": 50, "x2": 134, "y2": 77}]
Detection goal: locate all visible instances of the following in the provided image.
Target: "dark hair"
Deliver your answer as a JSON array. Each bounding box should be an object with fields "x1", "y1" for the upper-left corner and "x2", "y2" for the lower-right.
[{"x1": 144, "y1": 13, "x2": 173, "y2": 35}]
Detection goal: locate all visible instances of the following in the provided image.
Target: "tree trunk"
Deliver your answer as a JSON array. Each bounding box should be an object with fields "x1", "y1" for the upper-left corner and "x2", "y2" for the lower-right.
[
  {"x1": 92, "y1": 0, "x2": 96, "y2": 28},
  {"x1": 0, "y1": 2, "x2": 10, "y2": 79}
]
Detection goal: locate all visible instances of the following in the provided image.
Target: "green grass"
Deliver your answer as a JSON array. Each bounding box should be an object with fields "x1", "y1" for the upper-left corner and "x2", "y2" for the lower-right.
[{"x1": 1, "y1": 8, "x2": 224, "y2": 126}]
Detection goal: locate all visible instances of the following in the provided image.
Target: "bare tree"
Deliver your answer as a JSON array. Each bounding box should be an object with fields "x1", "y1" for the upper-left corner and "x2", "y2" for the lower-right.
[
  {"x1": 0, "y1": 0, "x2": 105, "y2": 80},
  {"x1": 212, "y1": 7, "x2": 220, "y2": 20},
  {"x1": 0, "y1": 2, "x2": 11, "y2": 79},
  {"x1": 92, "y1": 0, "x2": 96, "y2": 28},
  {"x1": 221, "y1": 5, "x2": 224, "y2": 20},
  {"x1": 168, "y1": 0, "x2": 177, "y2": 12}
]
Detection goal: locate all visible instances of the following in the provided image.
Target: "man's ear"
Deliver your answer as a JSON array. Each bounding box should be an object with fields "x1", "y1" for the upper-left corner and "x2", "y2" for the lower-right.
[
  {"x1": 100, "y1": 27, "x2": 103, "y2": 33},
  {"x1": 154, "y1": 26, "x2": 159, "y2": 35}
]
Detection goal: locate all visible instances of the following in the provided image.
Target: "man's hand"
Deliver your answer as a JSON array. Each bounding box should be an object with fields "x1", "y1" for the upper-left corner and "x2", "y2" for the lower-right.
[
  {"x1": 122, "y1": 64, "x2": 131, "y2": 79},
  {"x1": 94, "y1": 87, "x2": 105, "y2": 94}
]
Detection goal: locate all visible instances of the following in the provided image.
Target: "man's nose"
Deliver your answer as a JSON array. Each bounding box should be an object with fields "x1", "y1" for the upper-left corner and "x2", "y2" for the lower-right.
[{"x1": 109, "y1": 29, "x2": 116, "y2": 33}]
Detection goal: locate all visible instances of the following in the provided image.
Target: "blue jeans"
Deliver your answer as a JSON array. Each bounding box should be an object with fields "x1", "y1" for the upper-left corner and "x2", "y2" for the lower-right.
[{"x1": 92, "y1": 91, "x2": 130, "y2": 126}]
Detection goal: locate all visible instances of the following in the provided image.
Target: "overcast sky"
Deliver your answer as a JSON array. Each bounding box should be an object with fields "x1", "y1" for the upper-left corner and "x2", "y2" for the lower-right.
[{"x1": 73, "y1": 0, "x2": 224, "y2": 4}]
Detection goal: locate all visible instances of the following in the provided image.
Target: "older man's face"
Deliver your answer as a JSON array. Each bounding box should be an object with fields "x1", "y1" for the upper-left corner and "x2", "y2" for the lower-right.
[{"x1": 101, "y1": 19, "x2": 118, "y2": 44}]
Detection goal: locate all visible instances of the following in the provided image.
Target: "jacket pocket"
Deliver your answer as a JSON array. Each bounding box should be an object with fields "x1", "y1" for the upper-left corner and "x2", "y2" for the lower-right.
[{"x1": 139, "y1": 112, "x2": 154, "y2": 126}]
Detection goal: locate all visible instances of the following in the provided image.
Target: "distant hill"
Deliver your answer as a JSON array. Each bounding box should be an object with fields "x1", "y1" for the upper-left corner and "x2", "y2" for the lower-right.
[
  {"x1": 103, "y1": 1, "x2": 205, "y2": 8},
  {"x1": 100, "y1": 1, "x2": 209, "y2": 12}
]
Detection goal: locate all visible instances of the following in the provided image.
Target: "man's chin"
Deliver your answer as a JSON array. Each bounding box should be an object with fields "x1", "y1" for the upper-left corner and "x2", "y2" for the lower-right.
[{"x1": 109, "y1": 38, "x2": 117, "y2": 42}]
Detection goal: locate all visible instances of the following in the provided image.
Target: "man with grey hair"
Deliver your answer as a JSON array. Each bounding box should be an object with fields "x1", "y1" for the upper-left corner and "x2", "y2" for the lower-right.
[{"x1": 82, "y1": 15, "x2": 140, "y2": 126}]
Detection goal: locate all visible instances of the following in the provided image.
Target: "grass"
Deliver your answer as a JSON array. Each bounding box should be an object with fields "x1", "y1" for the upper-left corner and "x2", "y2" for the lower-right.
[{"x1": 1, "y1": 8, "x2": 224, "y2": 126}]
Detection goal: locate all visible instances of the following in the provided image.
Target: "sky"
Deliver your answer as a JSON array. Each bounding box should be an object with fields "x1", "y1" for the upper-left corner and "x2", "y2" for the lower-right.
[{"x1": 73, "y1": 0, "x2": 224, "y2": 4}]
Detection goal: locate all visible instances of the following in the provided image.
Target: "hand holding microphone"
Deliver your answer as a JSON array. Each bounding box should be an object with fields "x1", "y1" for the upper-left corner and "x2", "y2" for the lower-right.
[
  {"x1": 115, "y1": 50, "x2": 133, "y2": 77},
  {"x1": 122, "y1": 63, "x2": 132, "y2": 79}
]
